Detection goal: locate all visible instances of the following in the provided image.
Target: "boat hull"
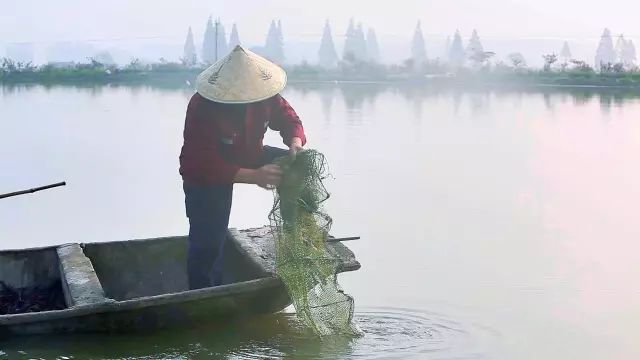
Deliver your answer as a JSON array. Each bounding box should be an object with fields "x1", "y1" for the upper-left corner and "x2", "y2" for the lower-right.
[
  {"x1": 1, "y1": 278, "x2": 290, "y2": 335},
  {"x1": 0, "y1": 227, "x2": 360, "y2": 335}
]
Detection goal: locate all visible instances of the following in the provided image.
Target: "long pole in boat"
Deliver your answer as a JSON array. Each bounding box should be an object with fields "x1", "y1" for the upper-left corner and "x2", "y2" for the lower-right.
[
  {"x1": 0, "y1": 182, "x2": 66, "y2": 200},
  {"x1": 326, "y1": 236, "x2": 360, "y2": 243}
]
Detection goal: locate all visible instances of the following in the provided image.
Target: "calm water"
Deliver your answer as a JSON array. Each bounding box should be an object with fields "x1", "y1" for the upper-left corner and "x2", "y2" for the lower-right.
[{"x1": 1, "y1": 83, "x2": 640, "y2": 359}]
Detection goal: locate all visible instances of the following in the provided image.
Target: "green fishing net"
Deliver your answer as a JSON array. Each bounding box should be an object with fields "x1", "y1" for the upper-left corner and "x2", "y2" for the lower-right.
[{"x1": 269, "y1": 149, "x2": 361, "y2": 337}]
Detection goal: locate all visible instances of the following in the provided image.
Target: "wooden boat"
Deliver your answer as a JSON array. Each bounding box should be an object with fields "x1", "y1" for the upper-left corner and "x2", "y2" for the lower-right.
[{"x1": 0, "y1": 227, "x2": 360, "y2": 335}]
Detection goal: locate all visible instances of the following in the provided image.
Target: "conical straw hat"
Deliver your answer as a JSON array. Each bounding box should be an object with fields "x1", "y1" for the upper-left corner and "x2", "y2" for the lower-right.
[{"x1": 196, "y1": 45, "x2": 287, "y2": 104}]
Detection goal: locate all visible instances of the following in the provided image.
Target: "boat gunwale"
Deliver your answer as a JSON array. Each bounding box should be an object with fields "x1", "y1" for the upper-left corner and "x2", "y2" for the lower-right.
[
  {"x1": 0, "y1": 234, "x2": 190, "y2": 254},
  {"x1": 0, "y1": 276, "x2": 283, "y2": 325}
]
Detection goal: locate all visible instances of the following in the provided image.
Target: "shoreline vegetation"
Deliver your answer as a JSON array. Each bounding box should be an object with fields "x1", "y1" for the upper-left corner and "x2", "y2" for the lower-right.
[{"x1": 2, "y1": 57, "x2": 640, "y2": 89}]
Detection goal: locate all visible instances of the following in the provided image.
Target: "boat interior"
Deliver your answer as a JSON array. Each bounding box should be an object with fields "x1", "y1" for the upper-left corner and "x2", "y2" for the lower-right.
[
  {"x1": 0, "y1": 247, "x2": 67, "y2": 314},
  {"x1": 0, "y1": 234, "x2": 268, "y2": 315}
]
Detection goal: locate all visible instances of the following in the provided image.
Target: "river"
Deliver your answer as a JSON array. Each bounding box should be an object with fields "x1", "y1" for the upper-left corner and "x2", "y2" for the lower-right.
[{"x1": 1, "y1": 82, "x2": 640, "y2": 359}]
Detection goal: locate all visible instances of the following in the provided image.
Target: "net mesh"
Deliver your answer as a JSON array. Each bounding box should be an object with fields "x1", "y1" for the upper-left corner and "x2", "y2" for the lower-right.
[{"x1": 268, "y1": 149, "x2": 361, "y2": 337}]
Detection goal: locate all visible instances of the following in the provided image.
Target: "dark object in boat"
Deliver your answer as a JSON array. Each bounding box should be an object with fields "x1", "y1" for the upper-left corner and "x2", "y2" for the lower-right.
[{"x1": 0, "y1": 280, "x2": 66, "y2": 315}]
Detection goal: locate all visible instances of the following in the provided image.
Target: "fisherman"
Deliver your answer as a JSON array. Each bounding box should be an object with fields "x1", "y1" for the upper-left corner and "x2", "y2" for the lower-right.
[{"x1": 179, "y1": 46, "x2": 306, "y2": 289}]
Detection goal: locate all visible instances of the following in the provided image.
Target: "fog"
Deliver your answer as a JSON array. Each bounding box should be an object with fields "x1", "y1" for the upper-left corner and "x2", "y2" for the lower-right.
[{"x1": 1, "y1": 0, "x2": 639, "y2": 66}]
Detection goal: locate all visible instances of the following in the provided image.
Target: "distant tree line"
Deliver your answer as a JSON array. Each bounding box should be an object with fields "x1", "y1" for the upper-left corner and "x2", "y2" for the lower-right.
[
  {"x1": 2, "y1": 19, "x2": 639, "y2": 87},
  {"x1": 181, "y1": 16, "x2": 285, "y2": 66}
]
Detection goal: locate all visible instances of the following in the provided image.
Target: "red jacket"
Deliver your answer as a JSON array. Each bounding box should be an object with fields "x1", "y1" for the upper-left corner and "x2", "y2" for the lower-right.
[{"x1": 179, "y1": 93, "x2": 306, "y2": 185}]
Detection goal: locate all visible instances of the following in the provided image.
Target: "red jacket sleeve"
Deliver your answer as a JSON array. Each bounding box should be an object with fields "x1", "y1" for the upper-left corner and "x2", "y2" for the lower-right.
[
  {"x1": 179, "y1": 94, "x2": 240, "y2": 185},
  {"x1": 268, "y1": 94, "x2": 307, "y2": 146}
]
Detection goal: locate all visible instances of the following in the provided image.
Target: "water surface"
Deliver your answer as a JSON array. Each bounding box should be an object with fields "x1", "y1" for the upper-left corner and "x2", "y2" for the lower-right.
[{"x1": 1, "y1": 83, "x2": 640, "y2": 359}]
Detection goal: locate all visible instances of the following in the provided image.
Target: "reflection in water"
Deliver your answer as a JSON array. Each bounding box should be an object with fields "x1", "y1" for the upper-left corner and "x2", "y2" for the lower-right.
[
  {"x1": 452, "y1": 89, "x2": 463, "y2": 115},
  {"x1": 543, "y1": 92, "x2": 554, "y2": 113},
  {"x1": 6, "y1": 81, "x2": 640, "y2": 115},
  {"x1": 338, "y1": 84, "x2": 383, "y2": 112},
  {"x1": 0, "y1": 308, "x2": 495, "y2": 360},
  {"x1": 319, "y1": 87, "x2": 335, "y2": 124}
]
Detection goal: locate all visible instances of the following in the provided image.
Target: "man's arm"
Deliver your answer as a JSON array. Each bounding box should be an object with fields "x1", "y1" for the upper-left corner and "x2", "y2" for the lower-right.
[
  {"x1": 234, "y1": 165, "x2": 283, "y2": 189},
  {"x1": 269, "y1": 95, "x2": 307, "y2": 155}
]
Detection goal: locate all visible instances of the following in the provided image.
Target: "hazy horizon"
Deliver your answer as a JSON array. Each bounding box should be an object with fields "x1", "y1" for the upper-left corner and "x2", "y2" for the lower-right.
[{"x1": 1, "y1": 0, "x2": 639, "y2": 66}]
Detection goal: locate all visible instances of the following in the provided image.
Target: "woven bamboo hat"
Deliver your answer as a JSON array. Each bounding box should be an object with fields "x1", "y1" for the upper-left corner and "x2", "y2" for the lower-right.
[{"x1": 196, "y1": 45, "x2": 287, "y2": 104}]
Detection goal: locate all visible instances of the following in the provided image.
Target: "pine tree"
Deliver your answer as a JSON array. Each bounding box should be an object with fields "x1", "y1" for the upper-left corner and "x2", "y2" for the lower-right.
[
  {"x1": 622, "y1": 39, "x2": 637, "y2": 66},
  {"x1": 367, "y1": 28, "x2": 381, "y2": 63},
  {"x1": 354, "y1": 23, "x2": 368, "y2": 61},
  {"x1": 202, "y1": 16, "x2": 216, "y2": 63},
  {"x1": 214, "y1": 19, "x2": 228, "y2": 60},
  {"x1": 265, "y1": 20, "x2": 277, "y2": 58},
  {"x1": 411, "y1": 21, "x2": 427, "y2": 65},
  {"x1": 615, "y1": 34, "x2": 626, "y2": 63},
  {"x1": 448, "y1": 30, "x2": 465, "y2": 66},
  {"x1": 560, "y1": 41, "x2": 572, "y2": 62},
  {"x1": 229, "y1": 23, "x2": 241, "y2": 50},
  {"x1": 628, "y1": 40, "x2": 637, "y2": 65},
  {"x1": 318, "y1": 20, "x2": 339, "y2": 68},
  {"x1": 183, "y1": 26, "x2": 197, "y2": 65},
  {"x1": 265, "y1": 19, "x2": 285, "y2": 64},
  {"x1": 466, "y1": 29, "x2": 484, "y2": 56},
  {"x1": 595, "y1": 28, "x2": 616, "y2": 69},
  {"x1": 278, "y1": 20, "x2": 286, "y2": 63},
  {"x1": 444, "y1": 36, "x2": 451, "y2": 61},
  {"x1": 343, "y1": 19, "x2": 357, "y2": 61}
]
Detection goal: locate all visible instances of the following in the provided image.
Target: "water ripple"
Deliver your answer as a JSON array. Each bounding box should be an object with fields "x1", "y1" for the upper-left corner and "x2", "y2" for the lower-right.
[
  {"x1": 0, "y1": 307, "x2": 496, "y2": 360},
  {"x1": 228, "y1": 307, "x2": 496, "y2": 360}
]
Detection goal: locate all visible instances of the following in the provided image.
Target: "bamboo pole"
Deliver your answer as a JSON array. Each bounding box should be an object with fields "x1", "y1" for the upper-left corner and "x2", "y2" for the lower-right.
[
  {"x1": 0, "y1": 182, "x2": 66, "y2": 200},
  {"x1": 326, "y1": 236, "x2": 360, "y2": 243}
]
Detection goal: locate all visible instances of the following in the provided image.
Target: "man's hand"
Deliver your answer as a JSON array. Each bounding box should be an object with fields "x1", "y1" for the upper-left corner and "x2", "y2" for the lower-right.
[
  {"x1": 289, "y1": 137, "x2": 304, "y2": 159},
  {"x1": 252, "y1": 164, "x2": 283, "y2": 190}
]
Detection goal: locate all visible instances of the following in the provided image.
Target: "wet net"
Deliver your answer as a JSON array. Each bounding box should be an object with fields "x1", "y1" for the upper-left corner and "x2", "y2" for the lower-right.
[{"x1": 268, "y1": 149, "x2": 361, "y2": 337}]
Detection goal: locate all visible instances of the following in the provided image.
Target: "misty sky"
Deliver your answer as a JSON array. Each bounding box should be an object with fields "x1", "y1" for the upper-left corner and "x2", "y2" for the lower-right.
[
  {"x1": 1, "y1": 0, "x2": 639, "y2": 65},
  {"x1": 2, "y1": 0, "x2": 639, "y2": 43}
]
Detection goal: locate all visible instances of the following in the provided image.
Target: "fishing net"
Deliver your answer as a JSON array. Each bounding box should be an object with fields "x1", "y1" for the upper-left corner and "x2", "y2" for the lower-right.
[{"x1": 268, "y1": 149, "x2": 361, "y2": 337}]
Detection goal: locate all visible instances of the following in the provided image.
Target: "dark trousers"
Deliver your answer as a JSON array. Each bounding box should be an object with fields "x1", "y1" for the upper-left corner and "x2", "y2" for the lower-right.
[{"x1": 184, "y1": 146, "x2": 289, "y2": 289}]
